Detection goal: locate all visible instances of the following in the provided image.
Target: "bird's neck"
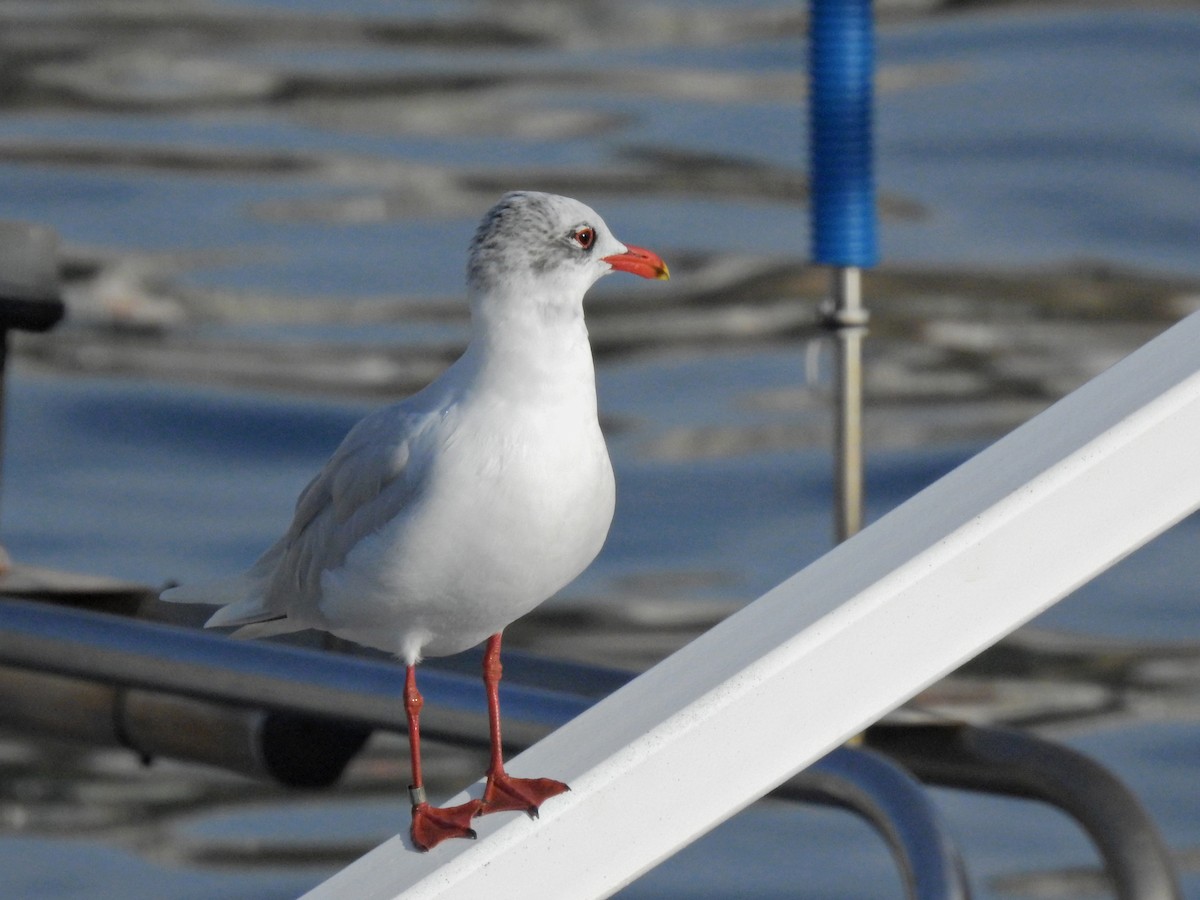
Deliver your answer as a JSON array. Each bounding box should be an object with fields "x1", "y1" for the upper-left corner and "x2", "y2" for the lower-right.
[{"x1": 463, "y1": 286, "x2": 598, "y2": 406}]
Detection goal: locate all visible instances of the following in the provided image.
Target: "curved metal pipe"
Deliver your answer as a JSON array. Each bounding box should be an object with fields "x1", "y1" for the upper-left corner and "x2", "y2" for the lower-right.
[
  {"x1": 866, "y1": 723, "x2": 1181, "y2": 900},
  {"x1": 778, "y1": 746, "x2": 970, "y2": 900}
]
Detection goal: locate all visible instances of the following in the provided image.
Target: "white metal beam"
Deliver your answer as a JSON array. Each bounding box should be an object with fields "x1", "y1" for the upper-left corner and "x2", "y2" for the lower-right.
[{"x1": 306, "y1": 312, "x2": 1200, "y2": 900}]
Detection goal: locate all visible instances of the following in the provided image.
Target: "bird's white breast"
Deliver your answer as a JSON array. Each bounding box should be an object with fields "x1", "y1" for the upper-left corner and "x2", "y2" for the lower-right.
[{"x1": 316, "y1": 376, "x2": 615, "y2": 660}]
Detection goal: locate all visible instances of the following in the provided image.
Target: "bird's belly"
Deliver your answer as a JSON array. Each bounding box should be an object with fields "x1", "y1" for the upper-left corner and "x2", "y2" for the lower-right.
[{"x1": 320, "y1": 428, "x2": 615, "y2": 659}]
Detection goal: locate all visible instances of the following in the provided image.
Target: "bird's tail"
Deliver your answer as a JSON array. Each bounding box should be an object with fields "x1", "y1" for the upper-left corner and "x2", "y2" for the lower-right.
[{"x1": 160, "y1": 546, "x2": 303, "y2": 640}]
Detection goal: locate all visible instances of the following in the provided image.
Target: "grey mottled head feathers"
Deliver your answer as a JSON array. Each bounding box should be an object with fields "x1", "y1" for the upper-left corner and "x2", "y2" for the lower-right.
[{"x1": 466, "y1": 191, "x2": 617, "y2": 294}]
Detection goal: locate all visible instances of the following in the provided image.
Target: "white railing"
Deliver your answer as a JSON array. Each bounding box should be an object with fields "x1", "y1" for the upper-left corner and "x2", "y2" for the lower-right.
[{"x1": 306, "y1": 311, "x2": 1200, "y2": 900}]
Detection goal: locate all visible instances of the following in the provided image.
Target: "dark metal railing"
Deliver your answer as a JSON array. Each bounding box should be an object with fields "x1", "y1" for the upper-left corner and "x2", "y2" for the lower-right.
[{"x1": 0, "y1": 596, "x2": 1184, "y2": 898}]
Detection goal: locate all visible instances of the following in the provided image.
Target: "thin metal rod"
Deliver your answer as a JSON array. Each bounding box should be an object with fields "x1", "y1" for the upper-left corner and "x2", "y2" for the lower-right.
[{"x1": 829, "y1": 265, "x2": 868, "y2": 542}]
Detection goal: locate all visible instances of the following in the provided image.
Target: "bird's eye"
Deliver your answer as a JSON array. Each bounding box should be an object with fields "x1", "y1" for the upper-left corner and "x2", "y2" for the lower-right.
[{"x1": 571, "y1": 227, "x2": 596, "y2": 250}]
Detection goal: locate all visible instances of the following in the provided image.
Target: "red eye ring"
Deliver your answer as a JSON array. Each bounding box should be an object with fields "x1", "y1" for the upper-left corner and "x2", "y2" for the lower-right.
[{"x1": 572, "y1": 227, "x2": 595, "y2": 250}]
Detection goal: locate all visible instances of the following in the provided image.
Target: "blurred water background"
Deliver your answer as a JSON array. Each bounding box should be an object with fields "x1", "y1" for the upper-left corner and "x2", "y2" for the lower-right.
[{"x1": 1, "y1": 0, "x2": 1199, "y2": 897}]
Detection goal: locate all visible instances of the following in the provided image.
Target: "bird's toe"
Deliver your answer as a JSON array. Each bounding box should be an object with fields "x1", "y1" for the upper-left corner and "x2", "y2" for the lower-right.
[
  {"x1": 479, "y1": 772, "x2": 570, "y2": 819},
  {"x1": 410, "y1": 799, "x2": 483, "y2": 851}
]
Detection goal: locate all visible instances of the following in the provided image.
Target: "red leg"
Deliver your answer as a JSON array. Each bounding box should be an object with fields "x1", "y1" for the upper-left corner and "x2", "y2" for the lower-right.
[
  {"x1": 404, "y1": 665, "x2": 481, "y2": 851},
  {"x1": 477, "y1": 632, "x2": 569, "y2": 818}
]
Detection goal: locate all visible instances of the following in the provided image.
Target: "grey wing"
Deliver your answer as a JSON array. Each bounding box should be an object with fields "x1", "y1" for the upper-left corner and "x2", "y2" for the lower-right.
[{"x1": 262, "y1": 402, "x2": 438, "y2": 609}]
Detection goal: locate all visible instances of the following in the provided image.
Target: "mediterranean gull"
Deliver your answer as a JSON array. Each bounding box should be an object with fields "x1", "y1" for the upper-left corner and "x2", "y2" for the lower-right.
[{"x1": 162, "y1": 191, "x2": 669, "y2": 850}]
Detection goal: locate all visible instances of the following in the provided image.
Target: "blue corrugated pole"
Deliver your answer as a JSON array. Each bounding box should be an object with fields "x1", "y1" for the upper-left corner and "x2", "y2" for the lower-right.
[{"x1": 810, "y1": 0, "x2": 878, "y2": 541}]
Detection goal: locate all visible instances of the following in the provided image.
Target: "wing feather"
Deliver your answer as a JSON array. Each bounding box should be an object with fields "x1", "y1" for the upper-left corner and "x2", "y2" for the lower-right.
[
  {"x1": 262, "y1": 397, "x2": 445, "y2": 609},
  {"x1": 164, "y1": 374, "x2": 462, "y2": 634}
]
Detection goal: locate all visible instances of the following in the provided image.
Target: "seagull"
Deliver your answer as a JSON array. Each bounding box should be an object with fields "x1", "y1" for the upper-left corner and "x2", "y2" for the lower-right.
[{"x1": 162, "y1": 191, "x2": 669, "y2": 851}]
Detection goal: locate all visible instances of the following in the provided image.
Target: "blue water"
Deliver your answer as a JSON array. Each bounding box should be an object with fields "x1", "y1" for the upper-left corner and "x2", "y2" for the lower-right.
[{"x1": 1, "y1": 3, "x2": 1199, "y2": 898}]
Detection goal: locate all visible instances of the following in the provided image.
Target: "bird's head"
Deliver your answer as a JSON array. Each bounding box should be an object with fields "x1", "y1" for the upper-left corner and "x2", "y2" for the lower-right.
[{"x1": 466, "y1": 192, "x2": 669, "y2": 303}]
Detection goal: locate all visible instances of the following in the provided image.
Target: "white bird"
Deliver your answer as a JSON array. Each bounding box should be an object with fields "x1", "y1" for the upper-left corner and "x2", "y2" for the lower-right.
[{"x1": 162, "y1": 191, "x2": 668, "y2": 851}]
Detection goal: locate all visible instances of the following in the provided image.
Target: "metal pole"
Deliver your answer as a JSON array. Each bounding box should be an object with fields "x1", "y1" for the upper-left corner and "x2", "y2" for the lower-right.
[
  {"x1": 809, "y1": 0, "x2": 878, "y2": 543},
  {"x1": 0, "y1": 221, "x2": 64, "y2": 569},
  {"x1": 828, "y1": 267, "x2": 869, "y2": 541}
]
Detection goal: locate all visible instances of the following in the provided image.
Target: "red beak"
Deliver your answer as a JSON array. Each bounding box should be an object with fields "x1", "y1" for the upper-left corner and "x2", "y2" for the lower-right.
[{"x1": 603, "y1": 244, "x2": 670, "y2": 281}]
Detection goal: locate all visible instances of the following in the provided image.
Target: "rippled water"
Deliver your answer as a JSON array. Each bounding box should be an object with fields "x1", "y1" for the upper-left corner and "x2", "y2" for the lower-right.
[{"x1": 1, "y1": 2, "x2": 1199, "y2": 897}]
